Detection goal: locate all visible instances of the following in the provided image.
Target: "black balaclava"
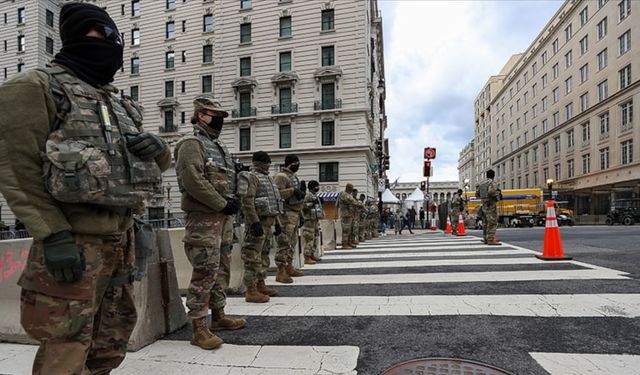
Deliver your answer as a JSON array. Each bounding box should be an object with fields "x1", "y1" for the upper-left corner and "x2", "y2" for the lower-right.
[
  {"x1": 284, "y1": 154, "x2": 300, "y2": 173},
  {"x1": 53, "y1": 3, "x2": 123, "y2": 87},
  {"x1": 308, "y1": 180, "x2": 320, "y2": 193}
]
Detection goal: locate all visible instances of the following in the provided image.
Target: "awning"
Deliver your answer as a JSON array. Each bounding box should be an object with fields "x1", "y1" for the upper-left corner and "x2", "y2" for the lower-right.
[{"x1": 318, "y1": 192, "x2": 340, "y2": 202}]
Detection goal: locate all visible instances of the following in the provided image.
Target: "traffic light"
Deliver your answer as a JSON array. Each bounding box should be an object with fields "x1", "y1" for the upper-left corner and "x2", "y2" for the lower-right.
[
  {"x1": 382, "y1": 155, "x2": 390, "y2": 170},
  {"x1": 375, "y1": 139, "x2": 383, "y2": 156},
  {"x1": 423, "y1": 160, "x2": 432, "y2": 177},
  {"x1": 420, "y1": 181, "x2": 426, "y2": 191}
]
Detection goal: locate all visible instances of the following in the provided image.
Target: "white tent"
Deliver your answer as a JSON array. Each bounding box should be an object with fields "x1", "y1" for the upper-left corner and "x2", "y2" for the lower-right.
[
  {"x1": 405, "y1": 187, "x2": 426, "y2": 202},
  {"x1": 381, "y1": 188, "x2": 400, "y2": 204}
]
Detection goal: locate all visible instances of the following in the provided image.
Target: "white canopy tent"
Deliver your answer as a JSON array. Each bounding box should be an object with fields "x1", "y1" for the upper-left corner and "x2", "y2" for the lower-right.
[
  {"x1": 405, "y1": 187, "x2": 426, "y2": 210},
  {"x1": 381, "y1": 188, "x2": 400, "y2": 204}
]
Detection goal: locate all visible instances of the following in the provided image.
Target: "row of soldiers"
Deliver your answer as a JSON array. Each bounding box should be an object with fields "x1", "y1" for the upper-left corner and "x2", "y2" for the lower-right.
[{"x1": 337, "y1": 184, "x2": 381, "y2": 249}]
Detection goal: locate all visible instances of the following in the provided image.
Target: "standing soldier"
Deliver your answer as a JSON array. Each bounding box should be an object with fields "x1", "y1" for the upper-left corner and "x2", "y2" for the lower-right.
[
  {"x1": 0, "y1": 4, "x2": 171, "y2": 373},
  {"x1": 450, "y1": 189, "x2": 465, "y2": 235},
  {"x1": 369, "y1": 201, "x2": 380, "y2": 238},
  {"x1": 302, "y1": 180, "x2": 324, "y2": 264},
  {"x1": 358, "y1": 194, "x2": 369, "y2": 241},
  {"x1": 237, "y1": 151, "x2": 283, "y2": 302},
  {"x1": 274, "y1": 154, "x2": 306, "y2": 283},
  {"x1": 477, "y1": 169, "x2": 501, "y2": 245},
  {"x1": 338, "y1": 184, "x2": 359, "y2": 249},
  {"x1": 175, "y1": 96, "x2": 246, "y2": 351},
  {"x1": 351, "y1": 189, "x2": 364, "y2": 245}
]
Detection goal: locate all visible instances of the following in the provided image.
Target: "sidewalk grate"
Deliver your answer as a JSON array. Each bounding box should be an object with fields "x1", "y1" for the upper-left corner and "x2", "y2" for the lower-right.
[{"x1": 382, "y1": 357, "x2": 513, "y2": 375}]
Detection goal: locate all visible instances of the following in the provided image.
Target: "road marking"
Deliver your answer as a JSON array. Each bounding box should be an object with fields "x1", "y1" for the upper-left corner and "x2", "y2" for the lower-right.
[
  {"x1": 327, "y1": 243, "x2": 512, "y2": 254},
  {"x1": 349, "y1": 240, "x2": 486, "y2": 249},
  {"x1": 321, "y1": 249, "x2": 532, "y2": 260},
  {"x1": 305, "y1": 257, "x2": 566, "y2": 270},
  {"x1": 530, "y1": 352, "x2": 640, "y2": 375},
  {"x1": 226, "y1": 294, "x2": 640, "y2": 318}
]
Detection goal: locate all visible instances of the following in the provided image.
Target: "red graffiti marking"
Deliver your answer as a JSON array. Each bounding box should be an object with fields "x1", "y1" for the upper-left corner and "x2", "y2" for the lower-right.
[{"x1": 0, "y1": 249, "x2": 29, "y2": 284}]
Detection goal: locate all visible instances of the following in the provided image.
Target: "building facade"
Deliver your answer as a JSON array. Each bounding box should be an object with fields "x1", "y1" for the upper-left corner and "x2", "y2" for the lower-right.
[
  {"x1": 458, "y1": 140, "x2": 475, "y2": 188},
  {"x1": 0, "y1": 0, "x2": 387, "y2": 225}
]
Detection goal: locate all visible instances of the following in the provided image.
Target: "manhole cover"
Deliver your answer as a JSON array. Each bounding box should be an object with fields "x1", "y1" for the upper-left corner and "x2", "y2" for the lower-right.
[{"x1": 382, "y1": 357, "x2": 513, "y2": 375}]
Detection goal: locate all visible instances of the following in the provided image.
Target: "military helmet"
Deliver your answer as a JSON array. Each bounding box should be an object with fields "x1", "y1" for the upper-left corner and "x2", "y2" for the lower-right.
[{"x1": 193, "y1": 95, "x2": 228, "y2": 117}]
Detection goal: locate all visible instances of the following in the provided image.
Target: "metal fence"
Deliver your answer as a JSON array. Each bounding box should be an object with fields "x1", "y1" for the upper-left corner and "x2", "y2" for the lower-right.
[{"x1": 0, "y1": 230, "x2": 31, "y2": 240}]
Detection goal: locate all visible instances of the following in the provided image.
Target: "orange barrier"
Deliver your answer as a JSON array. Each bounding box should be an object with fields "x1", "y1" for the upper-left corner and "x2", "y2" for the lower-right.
[
  {"x1": 456, "y1": 213, "x2": 466, "y2": 236},
  {"x1": 444, "y1": 216, "x2": 452, "y2": 234},
  {"x1": 536, "y1": 200, "x2": 572, "y2": 260}
]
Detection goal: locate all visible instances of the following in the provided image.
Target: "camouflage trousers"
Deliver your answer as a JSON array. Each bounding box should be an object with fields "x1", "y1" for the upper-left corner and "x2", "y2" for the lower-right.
[
  {"x1": 340, "y1": 216, "x2": 353, "y2": 244},
  {"x1": 214, "y1": 218, "x2": 233, "y2": 294},
  {"x1": 481, "y1": 204, "x2": 498, "y2": 242},
  {"x1": 275, "y1": 210, "x2": 300, "y2": 266},
  {"x1": 359, "y1": 220, "x2": 367, "y2": 239},
  {"x1": 350, "y1": 217, "x2": 360, "y2": 243},
  {"x1": 302, "y1": 219, "x2": 319, "y2": 257},
  {"x1": 241, "y1": 216, "x2": 275, "y2": 288},
  {"x1": 19, "y1": 230, "x2": 136, "y2": 375},
  {"x1": 450, "y1": 210, "x2": 461, "y2": 234},
  {"x1": 183, "y1": 211, "x2": 226, "y2": 319}
]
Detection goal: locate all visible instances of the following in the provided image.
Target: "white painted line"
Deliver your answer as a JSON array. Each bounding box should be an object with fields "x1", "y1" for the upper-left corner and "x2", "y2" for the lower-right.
[
  {"x1": 306, "y1": 257, "x2": 562, "y2": 270},
  {"x1": 321, "y1": 250, "x2": 532, "y2": 260},
  {"x1": 351, "y1": 240, "x2": 485, "y2": 249},
  {"x1": 326, "y1": 243, "x2": 511, "y2": 254},
  {"x1": 530, "y1": 352, "x2": 640, "y2": 375},
  {"x1": 266, "y1": 269, "x2": 629, "y2": 286},
  {"x1": 226, "y1": 294, "x2": 640, "y2": 318}
]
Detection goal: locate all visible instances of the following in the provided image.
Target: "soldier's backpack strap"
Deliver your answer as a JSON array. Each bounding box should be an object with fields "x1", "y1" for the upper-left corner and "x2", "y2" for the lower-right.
[{"x1": 36, "y1": 66, "x2": 71, "y2": 132}]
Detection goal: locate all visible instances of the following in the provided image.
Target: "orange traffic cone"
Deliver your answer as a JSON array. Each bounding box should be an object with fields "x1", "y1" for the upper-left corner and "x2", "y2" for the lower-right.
[
  {"x1": 536, "y1": 200, "x2": 572, "y2": 260},
  {"x1": 456, "y1": 213, "x2": 466, "y2": 236},
  {"x1": 444, "y1": 216, "x2": 452, "y2": 234}
]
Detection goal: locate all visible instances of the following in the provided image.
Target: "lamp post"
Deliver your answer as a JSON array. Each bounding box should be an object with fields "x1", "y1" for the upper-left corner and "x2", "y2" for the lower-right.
[
  {"x1": 165, "y1": 182, "x2": 172, "y2": 224},
  {"x1": 546, "y1": 178, "x2": 554, "y2": 203},
  {"x1": 377, "y1": 78, "x2": 385, "y2": 220}
]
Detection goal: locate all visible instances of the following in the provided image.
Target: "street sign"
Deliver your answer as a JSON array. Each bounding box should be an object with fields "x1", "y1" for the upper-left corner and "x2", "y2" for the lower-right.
[
  {"x1": 370, "y1": 163, "x2": 379, "y2": 171},
  {"x1": 424, "y1": 147, "x2": 436, "y2": 159}
]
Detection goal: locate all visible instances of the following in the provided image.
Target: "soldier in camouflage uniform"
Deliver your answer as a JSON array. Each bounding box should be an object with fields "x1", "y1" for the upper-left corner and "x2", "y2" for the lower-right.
[
  {"x1": 174, "y1": 96, "x2": 246, "y2": 350},
  {"x1": 450, "y1": 189, "x2": 465, "y2": 235},
  {"x1": 237, "y1": 151, "x2": 283, "y2": 302},
  {"x1": 302, "y1": 181, "x2": 324, "y2": 264},
  {"x1": 478, "y1": 169, "x2": 501, "y2": 245},
  {"x1": 351, "y1": 190, "x2": 365, "y2": 245},
  {"x1": 368, "y1": 201, "x2": 380, "y2": 238},
  {"x1": 274, "y1": 154, "x2": 306, "y2": 283},
  {"x1": 338, "y1": 184, "x2": 360, "y2": 249},
  {"x1": 0, "y1": 4, "x2": 171, "y2": 373}
]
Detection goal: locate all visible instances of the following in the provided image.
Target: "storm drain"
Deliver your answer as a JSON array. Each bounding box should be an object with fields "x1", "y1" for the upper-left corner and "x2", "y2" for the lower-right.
[{"x1": 382, "y1": 357, "x2": 513, "y2": 375}]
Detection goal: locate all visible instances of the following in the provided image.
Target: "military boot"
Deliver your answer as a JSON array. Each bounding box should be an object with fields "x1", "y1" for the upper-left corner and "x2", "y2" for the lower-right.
[
  {"x1": 349, "y1": 242, "x2": 358, "y2": 248},
  {"x1": 275, "y1": 265, "x2": 293, "y2": 283},
  {"x1": 245, "y1": 287, "x2": 270, "y2": 303},
  {"x1": 191, "y1": 317, "x2": 223, "y2": 350},
  {"x1": 341, "y1": 242, "x2": 352, "y2": 249},
  {"x1": 487, "y1": 238, "x2": 502, "y2": 245},
  {"x1": 211, "y1": 307, "x2": 246, "y2": 331},
  {"x1": 311, "y1": 255, "x2": 322, "y2": 262},
  {"x1": 257, "y1": 279, "x2": 278, "y2": 297},
  {"x1": 286, "y1": 263, "x2": 304, "y2": 277},
  {"x1": 304, "y1": 256, "x2": 317, "y2": 265}
]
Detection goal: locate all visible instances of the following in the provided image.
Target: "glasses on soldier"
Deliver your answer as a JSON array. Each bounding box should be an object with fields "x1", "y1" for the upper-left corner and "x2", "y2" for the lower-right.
[{"x1": 95, "y1": 24, "x2": 124, "y2": 46}]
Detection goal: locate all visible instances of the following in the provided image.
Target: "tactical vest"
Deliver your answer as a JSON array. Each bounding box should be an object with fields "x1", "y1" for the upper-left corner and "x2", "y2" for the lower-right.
[
  {"x1": 303, "y1": 193, "x2": 325, "y2": 221},
  {"x1": 477, "y1": 179, "x2": 490, "y2": 199},
  {"x1": 41, "y1": 66, "x2": 162, "y2": 208},
  {"x1": 280, "y1": 171, "x2": 302, "y2": 206},
  {"x1": 238, "y1": 170, "x2": 283, "y2": 216}
]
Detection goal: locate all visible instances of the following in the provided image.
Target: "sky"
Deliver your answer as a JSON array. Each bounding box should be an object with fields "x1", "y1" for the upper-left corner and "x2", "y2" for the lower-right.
[{"x1": 377, "y1": 0, "x2": 564, "y2": 183}]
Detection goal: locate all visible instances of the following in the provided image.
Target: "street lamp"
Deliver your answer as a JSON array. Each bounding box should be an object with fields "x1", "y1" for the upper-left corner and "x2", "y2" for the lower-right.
[
  {"x1": 546, "y1": 178, "x2": 554, "y2": 203},
  {"x1": 377, "y1": 78, "x2": 386, "y2": 221}
]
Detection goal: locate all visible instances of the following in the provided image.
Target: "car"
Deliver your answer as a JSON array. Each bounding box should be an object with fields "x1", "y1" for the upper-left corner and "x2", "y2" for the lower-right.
[{"x1": 606, "y1": 198, "x2": 640, "y2": 225}]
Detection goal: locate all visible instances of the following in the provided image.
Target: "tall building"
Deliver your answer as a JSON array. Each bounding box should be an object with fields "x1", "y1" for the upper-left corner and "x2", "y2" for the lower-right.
[
  {"x1": 458, "y1": 140, "x2": 475, "y2": 187},
  {"x1": 0, "y1": 0, "x2": 387, "y2": 225},
  {"x1": 473, "y1": 0, "x2": 639, "y2": 221}
]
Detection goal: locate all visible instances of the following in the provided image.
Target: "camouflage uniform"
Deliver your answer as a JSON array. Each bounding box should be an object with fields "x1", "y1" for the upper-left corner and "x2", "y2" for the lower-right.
[
  {"x1": 0, "y1": 64, "x2": 170, "y2": 374},
  {"x1": 368, "y1": 203, "x2": 380, "y2": 237},
  {"x1": 274, "y1": 169, "x2": 304, "y2": 267},
  {"x1": 337, "y1": 187, "x2": 360, "y2": 248},
  {"x1": 215, "y1": 218, "x2": 234, "y2": 293},
  {"x1": 302, "y1": 190, "x2": 324, "y2": 259},
  {"x1": 450, "y1": 193, "x2": 464, "y2": 235},
  {"x1": 479, "y1": 178, "x2": 500, "y2": 243}
]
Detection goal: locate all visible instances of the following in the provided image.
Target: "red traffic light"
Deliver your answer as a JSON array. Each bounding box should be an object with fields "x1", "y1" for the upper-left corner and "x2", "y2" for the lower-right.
[{"x1": 423, "y1": 160, "x2": 432, "y2": 177}]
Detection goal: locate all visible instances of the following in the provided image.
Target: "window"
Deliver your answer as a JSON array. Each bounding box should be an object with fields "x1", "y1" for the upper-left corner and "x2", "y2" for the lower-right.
[
  {"x1": 542, "y1": 119, "x2": 549, "y2": 133},
  {"x1": 181, "y1": 112, "x2": 186, "y2": 124},
  {"x1": 165, "y1": 51, "x2": 175, "y2": 69},
  {"x1": 181, "y1": 81, "x2": 185, "y2": 93},
  {"x1": 17, "y1": 7, "x2": 25, "y2": 24},
  {"x1": 3, "y1": 40, "x2": 6, "y2": 51},
  {"x1": 239, "y1": 92, "x2": 252, "y2": 117},
  {"x1": 565, "y1": 102, "x2": 573, "y2": 120},
  {"x1": 166, "y1": 22, "x2": 175, "y2": 39},
  {"x1": 321, "y1": 82, "x2": 335, "y2": 109},
  {"x1": 240, "y1": 57, "x2": 251, "y2": 76},
  {"x1": 567, "y1": 130, "x2": 575, "y2": 148},
  {"x1": 582, "y1": 122, "x2": 591, "y2": 143},
  {"x1": 598, "y1": 0, "x2": 608, "y2": 9},
  {"x1": 533, "y1": 147, "x2": 538, "y2": 162},
  {"x1": 166, "y1": 0, "x2": 176, "y2": 10},
  {"x1": 321, "y1": 45, "x2": 335, "y2": 66},
  {"x1": 621, "y1": 100, "x2": 633, "y2": 130},
  {"x1": 240, "y1": 23, "x2": 251, "y2": 43},
  {"x1": 580, "y1": 93, "x2": 589, "y2": 112},
  {"x1": 45, "y1": 37, "x2": 53, "y2": 55},
  {"x1": 279, "y1": 51, "x2": 291, "y2": 72},
  {"x1": 554, "y1": 164, "x2": 561, "y2": 180},
  {"x1": 565, "y1": 77, "x2": 572, "y2": 94},
  {"x1": 532, "y1": 83, "x2": 537, "y2": 97},
  {"x1": 203, "y1": 14, "x2": 213, "y2": 33},
  {"x1": 552, "y1": 63, "x2": 559, "y2": 79},
  {"x1": 619, "y1": 0, "x2": 631, "y2": 21},
  {"x1": 597, "y1": 49, "x2": 607, "y2": 70},
  {"x1": 543, "y1": 142, "x2": 549, "y2": 158},
  {"x1": 579, "y1": 64, "x2": 589, "y2": 83},
  {"x1": 130, "y1": 85, "x2": 139, "y2": 101},
  {"x1": 164, "y1": 80, "x2": 174, "y2": 97},
  {"x1": 182, "y1": 50, "x2": 186, "y2": 63},
  {"x1": 239, "y1": 128, "x2": 251, "y2": 151},
  {"x1": 554, "y1": 136, "x2": 561, "y2": 153},
  {"x1": 319, "y1": 162, "x2": 339, "y2": 182},
  {"x1": 130, "y1": 57, "x2": 139, "y2": 74},
  {"x1": 321, "y1": 9, "x2": 334, "y2": 31},
  {"x1": 552, "y1": 38, "x2": 559, "y2": 54},
  {"x1": 564, "y1": 24, "x2": 572, "y2": 42},
  {"x1": 600, "y1": 112, "x2": 610, "y2": 137},
  {"x1": 541, "y1": 51, "x2": 548, "y2": 65},
  {"x1": 279, "y1": 87, "x2": 292, "y2": 113},
  {"x1": 565, "y1": 50, "x2": 572, "y2": 68},
  {"x1": 580, "y1": 35, "x2": 588, "y2": 55},
  {"x1": 4, "y1": 67, "x2": 7, "y2": 79},
  {"x1": 532, "y1": 104, "x2": 538, "y2": 118},
  {"x1": 600, "y1": 147, "x2": 609, "y2": 169},
  {"x1": 132, "y1": 0, "x2": 140, "y2": 17},
  {"x1": 163, "y1": 110, "x2": 174, "y2": 132},
  {"x1": 46, "y1": 9, "x2": 54, "y2": 27},
  {"x1": 598, "y1": 80, "x2": 608, "y2": 102},
  {"x1": 621, "y1": 139, "x2": 633, "y2": 164},
  {"x1": 321, "y1": 120, "x2": 335, "y2": 146},
  {"x1": 542, "y1": 96, "x2": 548, "y2": 111},
  {"x1": 279, "y1": 124, "x2": 291, "y2": 148},
  {"x1": 619, "y1": 30, "x2": 631, "y2": 55},
  {"x1": 543, "y1": 167, "x2": 549, "y2": 181},
  {"x1": 619, "y1": 64, "x2": 631, "y2": 89},
  {"x1": 567, "y1": 159, "x2": 575, "y2": 178},
  {"x1": 201, "y1": 75, "x2": 212, "y2": 93},
  {"x1": 17, "y1": 63, "x2": 24, "y2": 73},
  {"x1": 582, "y1": 154, "x2": 591, "y2": 174},
  {"x1": 182, "y1": 20, "x2": 186, "y2": 32},
  {"x1": 597, "y1": 18, "x2": 607, "y2": 40},
  {"x1": 580, "y1": 6, "x2": 588, "y2": 26},
  {"x1": 241, "y1": 0, "x2": 252, "y2": 9},
  {"x1": 17, "y1": 35, "x2": 25, "y2": 52},
  {"x1": 553, "y1": 111, "x2": 560, "y2": 127},
  {"x1": 532, "y1": 62, "x2": 538, "y2": 74},
  {"x1": 203, "y1": 45, "x2": 213, "y2": 63},
  {"x1": 534, "y1": 171, "x2": 539, "y2": 185},
  {"x1": 553, "y1": 87, "x2": 560, "y2": 103},
  {"x1": 279, "y1": 16, "x2": 291, "y2": 37},
  {"x1": 542, "y1": 74, "x2": 548, "y2": 88},
  {"x1": 132, "y1": 28, "x2": 140, "y2": 45}
]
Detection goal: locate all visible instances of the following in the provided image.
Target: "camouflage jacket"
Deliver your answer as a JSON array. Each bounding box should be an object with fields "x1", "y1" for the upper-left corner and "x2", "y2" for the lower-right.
[{"x1": 273, "y1": 168, "x2": 303, "y2": 212}]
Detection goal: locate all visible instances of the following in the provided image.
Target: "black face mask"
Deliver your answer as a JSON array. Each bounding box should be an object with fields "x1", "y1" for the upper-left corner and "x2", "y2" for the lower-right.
[
  {"x1": 207, "y1": 116, "x2": 225, "y2": 132},
  {"x1": 289, "y1": 164, "x2": 300, "y2": 173},
  {"x1": 53, "y1": 37, "x2": 123, "y2": 87},
  {"x1": 312, "y1": 188, "x2": 320, "y2": 193}
]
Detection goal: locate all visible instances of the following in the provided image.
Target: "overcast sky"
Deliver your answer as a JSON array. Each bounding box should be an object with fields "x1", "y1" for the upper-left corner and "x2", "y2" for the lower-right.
[{"x1": 377, "y1": 0, "x2": 563, "y2": 183}]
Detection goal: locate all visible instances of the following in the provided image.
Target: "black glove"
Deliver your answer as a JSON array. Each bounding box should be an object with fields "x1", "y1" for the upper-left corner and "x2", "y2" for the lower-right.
[
  {"x1": 299, "y1": 215, "x2": 305, "y2": 227},
  {"x1": 250, "y1": 222, "x2": 264, "y2": 237},
  {"x1": 293, "y1": 188, "x2": 306, "y2": 200},
  {"x1": 299, "y1": 180, "x2": 306, "y2": 192},
  {"x1": 222, "y1": 198, "x2": 241, "y2": 215},
  {"x1": 274, "y1": 223, "x2": 282, "y2": 236},
  {"x1": 125, "y1": 132, "x2": 166, "y2": 160},
  {"x1": 42, "y1": 230, "x2": 85, "y2": 283}
]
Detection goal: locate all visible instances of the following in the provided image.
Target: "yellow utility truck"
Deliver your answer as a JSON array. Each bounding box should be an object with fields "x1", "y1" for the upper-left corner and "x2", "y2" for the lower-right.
[{"x1": 463, "y1": 188, "x2": 544, "y2": 228}]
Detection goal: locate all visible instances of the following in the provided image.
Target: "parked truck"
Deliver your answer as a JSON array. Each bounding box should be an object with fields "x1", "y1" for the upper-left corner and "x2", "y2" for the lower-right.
[{"x1": 463, "y1": 188, "x2": 544, "y2": 229}]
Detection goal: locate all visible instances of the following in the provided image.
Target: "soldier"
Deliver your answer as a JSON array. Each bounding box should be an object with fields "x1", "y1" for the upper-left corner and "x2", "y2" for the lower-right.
[
  {"x1": 369, "y1": 201, "x2": 380, "y2": 238},
  {"x1": 174, "y1": 96, "x2": 246, "y2": 350},
  {"x1": 477, "y1": 169, "x2": 502, "y2": 245},
  {"x1": 302, "y1": 180, "x2": 324, "y2": 264},
  {"x1": 338, "y1": 184, "x2": 359, "y2": 249},
  {"x1": 351, "y1": 189, "x2": 364, "y2": 245},
  {"x1": 237, "y1": 151, "x2": 283, "y2": 302},
  {"x1": 358, "y1": 194, "x2": 369, "y2": 241},
  {"x1": 0, "y1": 4, "x2": 171, "y2": 373},
  {"x1": 450, "y1": 189, "x2": 465, "y2": 235},
  {"x1": 274, "y1": 154, "x2": 306, "y2": 283}
]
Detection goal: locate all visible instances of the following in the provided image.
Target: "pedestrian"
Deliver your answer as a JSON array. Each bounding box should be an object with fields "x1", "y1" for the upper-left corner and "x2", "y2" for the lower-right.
[
  {"x1": 394, "y1": 210, "x2": 403, "y2": 234},
  {"x1": 237, "y1": 151, "x2": 283, "y2": 302},
  {"x1": 419, "y1": 208, "x2": 426, "y2": 229},
  {"x1": 0, "y1": 3, "x2": 171, "y2": 372},
  {"x1": 450, "y1": 189, "x2": 465, "y2": 235},
  {"x1": 274, "y1": 154, "x2": 306, "y2": 283},
  {"x1": 477, "y1": 169, "x2": 501, "y2": 245},
  {"x1": 302, "y1": 180, "x2": 324, "y2": 264},
  {"x1": 338, "y1": 184, "x2": 360, "y2": 248},
  {"x1": 401, "y1": 210, "x2": 415, "y2": 234},
  {"x1": 358, "y1": 194, "x2": 369, "y2": 241},
  {"x1": 175, "y1": 95, "x2": 248, "y2": 350},
  {"x1": 408, "y1": 207, "x2": 417, "y2": 230}
]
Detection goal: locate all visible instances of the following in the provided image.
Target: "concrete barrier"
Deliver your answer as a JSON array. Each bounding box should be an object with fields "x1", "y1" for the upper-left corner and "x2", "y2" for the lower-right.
[{"x1": 319, "y1": 220, "x2": 337, "y2": 252}]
